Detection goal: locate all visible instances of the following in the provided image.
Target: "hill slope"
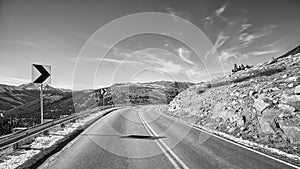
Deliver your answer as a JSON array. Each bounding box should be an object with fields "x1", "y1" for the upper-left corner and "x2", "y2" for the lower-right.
[
  {"x1": 168, "y1": 44, "x2": 300, "y2": 157},
  {"x1": 0, "y1": 83, "x2": 64, "y2": 113}
]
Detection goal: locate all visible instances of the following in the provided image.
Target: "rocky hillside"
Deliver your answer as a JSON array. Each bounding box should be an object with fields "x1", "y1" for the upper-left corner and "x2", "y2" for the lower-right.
[
  {"x1": 0, "y1": 83, "x2": 64, "y2": 113},
  {"x1": 168, "y1": 45, "x2": 300, "y2": 157},
  {"x1": 104, "y1": 81, "x2": 193, "y2": 105}
]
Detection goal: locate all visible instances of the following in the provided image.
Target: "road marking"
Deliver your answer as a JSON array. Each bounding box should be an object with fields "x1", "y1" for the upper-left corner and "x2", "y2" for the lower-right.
[
  {"x1": 159, "y1": 112, "x2": 300, "y2": 169},
  {"x1": 138, "y1": 112, "x2": 189, "y2": 169}
]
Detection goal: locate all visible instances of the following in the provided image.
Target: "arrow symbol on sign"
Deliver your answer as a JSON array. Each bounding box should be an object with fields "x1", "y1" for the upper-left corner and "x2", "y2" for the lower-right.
[
  {"x1": 101, "y1": 88, "x2": 106, "y2": 95},
  {"x1": 33, "y1": 64, "x2": 50, "y2": 83}
]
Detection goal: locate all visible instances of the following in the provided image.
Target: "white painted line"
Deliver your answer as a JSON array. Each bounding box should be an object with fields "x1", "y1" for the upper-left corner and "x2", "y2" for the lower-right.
[
  {"x1": 160, "y1": 112, "x2": 300, "y2": 169},
  {"x1": 138, "y1": 112, "x2": 189, "y2": 169},
  {"x1": 147, "y1": 132, "x2": 181, "y2": 169}
]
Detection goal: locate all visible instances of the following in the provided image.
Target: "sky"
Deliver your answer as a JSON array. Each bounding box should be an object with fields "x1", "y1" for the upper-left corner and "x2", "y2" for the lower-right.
[{"x1": 0, "y1": 0, "x2": 299, "y2": 89}]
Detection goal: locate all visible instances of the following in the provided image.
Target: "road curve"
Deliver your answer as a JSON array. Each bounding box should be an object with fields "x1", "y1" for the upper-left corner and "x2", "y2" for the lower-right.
[{"x1": 39, "y1": 106, "x2": 298, "y2": 169}]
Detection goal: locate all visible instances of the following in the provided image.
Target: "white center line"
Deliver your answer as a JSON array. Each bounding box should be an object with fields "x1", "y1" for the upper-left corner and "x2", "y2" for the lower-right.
[{"x1": 138, "y1": 111, "x2": 189, "y2": 169}]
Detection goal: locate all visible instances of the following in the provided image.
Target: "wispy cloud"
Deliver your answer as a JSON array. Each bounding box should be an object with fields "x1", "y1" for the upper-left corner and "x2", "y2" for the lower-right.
[
  {"x1": 177, "y1": 47, "x2": 194, "y2": 65},
  {"x1": 215, "y1": 2, "x2": 228, "y2": 16},
  {"x1": 101, "y1": 58, "x2": 138, "y2": 64},
  {"x1": 165, "y1": 7, "x2": 192, "y2": 23},
  {"x1": 0, "y1": 40, "x2": 41, "y2": 47},
  {"x1": 258, "y1": 40, "x2": 279, "y2": 49},
  {"x1": 215, "y1": 2, "x2": 231, "y2": 23},
  {"x1": 204, "y1": 2, "x2": 278, "y2": 63},
  {"x1": 247, "y1": 49, "x2": 279, "y2": 56}
]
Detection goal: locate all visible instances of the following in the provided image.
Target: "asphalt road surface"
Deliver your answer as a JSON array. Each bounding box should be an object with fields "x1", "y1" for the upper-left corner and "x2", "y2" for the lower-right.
[{"x1": 39, "y1": 105, "x2": 298, "y2": 169}]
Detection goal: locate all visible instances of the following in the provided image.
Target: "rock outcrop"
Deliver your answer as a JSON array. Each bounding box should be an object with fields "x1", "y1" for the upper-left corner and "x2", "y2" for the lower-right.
[{"x1": 167, "y1": 46, "x2": 300, "y2": 156}]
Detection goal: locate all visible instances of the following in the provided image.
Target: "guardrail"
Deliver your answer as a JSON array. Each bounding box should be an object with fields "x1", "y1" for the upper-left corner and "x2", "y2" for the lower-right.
[{"x1": 0, "y1": 106, "x2": 122, "y2": 150}]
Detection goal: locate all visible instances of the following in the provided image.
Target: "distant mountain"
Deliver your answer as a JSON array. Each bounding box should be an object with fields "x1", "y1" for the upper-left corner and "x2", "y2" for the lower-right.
[
  {"x1": 18, "y1": 83, "x2": 64, "y2": 93},
  {"x1": 0, "y1": 84, "x2": 38, "y2": 113},
  {"x1": 0, "y1": 83, "x2": 65, "y2": 113}
]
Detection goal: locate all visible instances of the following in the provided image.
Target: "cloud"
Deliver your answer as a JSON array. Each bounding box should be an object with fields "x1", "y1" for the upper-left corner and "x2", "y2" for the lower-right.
[
  {"x1": 202, "y1": 1, "x2": 278, "y2": 63},
  {"x1": 0, "y1": 40, "x2": 41, "y2": 47},
  {"x1": 101, "y1": 58, "x2": 138, "y2": 64},
  {"x1": 203, "y1": 16, "x2": 213, "y2": 29},
  {"x1": 120, "y1": 48, "x2": 194, "y2": 76},
  {"x1": 215, "y1": 2, "x2": 228, "y2": 16},
  {"x1": 235, "y1": 25, "x2": 277, "y2": 47},
  {"x1": 208, "y1": 15, "x2": 277, "y2": 62},
  {"x1": 219, "y1": 51, "x2": 247, "y2": 61},
  {"x1": 214, "y1": 2, "x2": 231, "y2": 23},
  {"x1": 165, "y1": 7, "x2": 191, "y2": 23},
  {"x1": 177, "y1": 47, "x2": 194, "y2": 65},
  {"x1": 240, "y1": 22, "x2": 252, "y2": 32},
  {"x1": 214, "y1": 32, "x2": 229, "y2": 51},
  {"x1": 258, "y1": 40, "x2": 279, "y2": 49},
  {"x1": 247, "y1": 49, "x2": 279, "y2": 56}
]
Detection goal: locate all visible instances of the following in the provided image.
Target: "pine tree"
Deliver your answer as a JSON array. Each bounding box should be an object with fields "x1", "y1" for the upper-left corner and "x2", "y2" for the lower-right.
[
  {"x1": 241, "y1": 64, "x2": 245, "y2": 70},
  {"x1": 233, "y1": 63, "x2": 238, "y2": 72}
]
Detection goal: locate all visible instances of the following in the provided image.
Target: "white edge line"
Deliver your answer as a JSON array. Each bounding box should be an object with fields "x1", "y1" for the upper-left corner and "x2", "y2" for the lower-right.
[
  {"x1": 138, "y1": 112, "x2": 189, "y2": 169},
  {"x1": 160, "y1": 112, "x2": 300, "y2": 169}
]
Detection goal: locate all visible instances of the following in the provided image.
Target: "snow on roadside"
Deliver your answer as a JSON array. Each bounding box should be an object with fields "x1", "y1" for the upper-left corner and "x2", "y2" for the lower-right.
[
  {"x1": 0, "y1": 109, "x2": 110, "y2": 169},
  {"x1": 0, "y1": 150, "x2": 40, "y2": 169}
]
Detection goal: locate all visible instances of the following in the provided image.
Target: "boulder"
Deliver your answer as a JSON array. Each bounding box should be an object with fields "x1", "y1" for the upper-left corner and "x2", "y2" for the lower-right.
[
  {"x1": 282, "y1": 74, "x2": 288, "y2": 78},
  {"x1": 254, "y1": 98, "x2": 271, "y2": 113},
  {"x1": 258, "y1": 117, "x2": 275, "y2": 134},
  {"x1": 281, "y1": 94, "x2": 300, "y2": 110},
  {"x1": 288, "y1": 83, "x2": 294, "y2": 88},
  {"x1": 295, "y1": 85, "x2": 300, "y2": 95},
  {"x1": 280, "y1": 125, "x2": 300, "y2": 144},
  {"x1": 286, "y1": 77, "x2": 298, "y2": 82},
  {"x1": 262, "y1": 107, "x2": 282, "y2": 119},
  {"x1": 249, "y1": 90, "x2": 255, "y2": 96},
  {"x1": 277, "y1": 104, "x2": 296, "y2": 112},
  {"x1": 237, "y1": 116, "x2": 245, "y2": 126},
  {"x1": 228, "y1": 127, "x2": 235, "y2": 133}
]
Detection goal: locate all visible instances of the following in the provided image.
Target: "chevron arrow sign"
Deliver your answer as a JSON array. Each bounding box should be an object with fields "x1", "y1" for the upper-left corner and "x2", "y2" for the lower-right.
[{"x1": 32, "y1": 64, "x2": 51, "y2": 84}]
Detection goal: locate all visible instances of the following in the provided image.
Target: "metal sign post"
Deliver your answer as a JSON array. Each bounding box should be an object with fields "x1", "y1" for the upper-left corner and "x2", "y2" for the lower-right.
[
  {"x1": 32, "y1": 64, "x2": 51, "y2": 124},
  {"x1": 102, "y1": 89, "x2": 106, "y2": 107},
  {"x1": 40, "y1": 83, "x2": 43, "y2": 124},
  {"x1": 95, "y1": 88, "x2": 107, "y2": 107}
]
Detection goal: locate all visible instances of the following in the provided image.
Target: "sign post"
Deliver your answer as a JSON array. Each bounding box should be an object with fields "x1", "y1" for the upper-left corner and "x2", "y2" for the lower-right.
[
  {"x1": 40, "y1": 84, "x2": 43, "y2": 124},
  {"x1": 95, "y1": 88, "x2": 107, "y2": 107},
  {"x1": 32, "y1": 64, "x2": 51, "y2": 124},
  {"x1": 101, "y1": 88, "x2": 106, "y2": 107}
]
